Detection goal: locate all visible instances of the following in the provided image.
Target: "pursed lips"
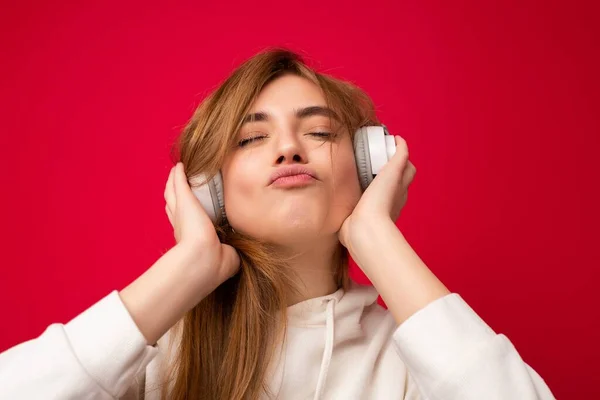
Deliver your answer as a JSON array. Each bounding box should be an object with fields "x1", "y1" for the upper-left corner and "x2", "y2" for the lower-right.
[{"x1": 269, "y1": 165, "x2": 318, "y2": 186}]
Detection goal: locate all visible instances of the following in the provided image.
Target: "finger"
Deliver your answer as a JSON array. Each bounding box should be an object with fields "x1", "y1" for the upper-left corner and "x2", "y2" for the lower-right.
[
  {"x1": 165, "y1": 204, "x2": 174, "y2": 227},
  {"x1": 392, "y1": 135, "x2": 409, "y2": 169},
  {"x1": 219, "y1": 243, "x2": 241, "y2": 281},
  {"x1": 173, "y1": 162, "x2": 194, "y2": 202},
  {"x1": 173, "y1": 162, "x2": 216, "y2": 226},
  {"x1": 402, "y1": 160, "x2": 417, "y2": 187},
  {"x1": 164, "y1": 166, "x2": 177, "y2": 213}
]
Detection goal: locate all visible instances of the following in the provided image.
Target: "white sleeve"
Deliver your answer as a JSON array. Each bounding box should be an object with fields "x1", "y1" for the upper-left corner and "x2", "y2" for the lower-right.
[
  {"x1": 393, "y1": 293, "x2": 556, "y2": 400},
  {"x1": 0, "y1": 291, "x2": 159, "y2": 400}
]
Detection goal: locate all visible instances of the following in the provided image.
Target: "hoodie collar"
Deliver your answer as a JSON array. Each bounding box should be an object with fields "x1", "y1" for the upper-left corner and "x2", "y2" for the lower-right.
[
  {"x1": 286, "y1": 281, "x2": 380, "y2": 327},
  {"x1": 284, "y1": 282, "x2": 380, "y2": 400}
]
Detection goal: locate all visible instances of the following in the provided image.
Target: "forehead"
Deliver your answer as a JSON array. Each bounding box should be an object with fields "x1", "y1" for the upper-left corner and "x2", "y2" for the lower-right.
[{"x1": 249, "y1": 74, "x2": 325, "y2": 113}]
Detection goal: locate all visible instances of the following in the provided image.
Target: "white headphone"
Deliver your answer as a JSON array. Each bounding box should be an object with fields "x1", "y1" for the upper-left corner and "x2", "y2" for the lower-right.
[{"x1": 189, "y1": 125, "x2": 396, "y2": 224}]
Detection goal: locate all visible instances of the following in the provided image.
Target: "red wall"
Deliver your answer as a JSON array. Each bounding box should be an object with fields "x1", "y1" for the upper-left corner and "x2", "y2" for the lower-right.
[{"x1": 1, "y1": 1, "x2": 598, "y2": 398}]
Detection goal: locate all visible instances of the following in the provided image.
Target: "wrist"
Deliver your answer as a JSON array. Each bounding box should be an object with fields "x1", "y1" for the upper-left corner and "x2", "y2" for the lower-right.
[
  {"x1": 169, "y1": 243, "x2": 218, "y2": 299},
  {"x1": 345, "y1": 216, "x2": 397, "y2": 268},
  {"x1": 120, "y1": 244, "x2": 214, "y2": 344},
  {"x1": 347, "y1": 220, "x2": 450, "y2": 324}
]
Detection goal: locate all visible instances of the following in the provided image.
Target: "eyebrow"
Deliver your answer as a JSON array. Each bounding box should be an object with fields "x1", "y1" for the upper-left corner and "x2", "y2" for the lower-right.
[{"x1": 241, "y1": 106, "x2": 340, "y2": 125}]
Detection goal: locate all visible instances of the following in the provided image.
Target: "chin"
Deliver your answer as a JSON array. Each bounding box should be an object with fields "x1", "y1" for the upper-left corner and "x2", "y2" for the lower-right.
[
  {"x1": 261, "y1": 220, "x2": 324, "y2": 245},
  {"x1": 231, "y1": 207, "x2": 344, "y2": 244},
  {"x1": 280, "y1": 218, "x2": 319, "y2": 236},
  {"x1": 282, "y1": 219, "x2": 344, "y2": 246}
]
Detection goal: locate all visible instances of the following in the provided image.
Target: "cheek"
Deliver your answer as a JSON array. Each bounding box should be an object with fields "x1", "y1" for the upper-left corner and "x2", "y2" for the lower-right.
[
  {"x1": 329, "y1": 151, "x2": 362, "y2": 217},
  {"x1": 221, "y1": 160, "x2": 260, "y2": 225},
  {"x1": 224, "y1": 173, "x2": 254, "y2": 214}
]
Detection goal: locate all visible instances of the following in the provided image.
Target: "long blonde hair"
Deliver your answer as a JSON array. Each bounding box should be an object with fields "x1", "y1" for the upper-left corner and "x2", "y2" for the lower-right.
[{"x1": 162, "y1": 48, "x2": 379, "y2": 400}]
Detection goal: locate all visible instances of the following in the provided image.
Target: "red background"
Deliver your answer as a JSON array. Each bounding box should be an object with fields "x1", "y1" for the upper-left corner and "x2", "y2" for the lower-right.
[{"x1": 1, "y1": 1, "x2": 598, "y2": 398}]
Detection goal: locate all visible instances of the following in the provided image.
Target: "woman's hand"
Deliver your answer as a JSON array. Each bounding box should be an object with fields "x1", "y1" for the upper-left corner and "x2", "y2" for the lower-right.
[
  {"x1": 164, "y1": 162, "x2": 240, "y2": 288},
  {"x1": 119, "y1": 163, "x2": 240, "y2": 345},
  {"x1": 338, "y1": 135, "x2": 416, "y2": 254},
  {"x1": 337, "y1": 137, "x2": 450, "y2": 324}
]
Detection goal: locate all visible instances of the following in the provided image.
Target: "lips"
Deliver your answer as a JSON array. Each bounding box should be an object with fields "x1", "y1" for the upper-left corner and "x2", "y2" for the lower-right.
[{"x1": 269, "y1": 165, "x2": 317, "y2": 185}]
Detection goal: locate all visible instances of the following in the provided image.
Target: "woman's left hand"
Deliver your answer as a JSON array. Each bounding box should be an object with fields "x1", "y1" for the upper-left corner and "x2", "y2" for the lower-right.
[{"x1": 338, "y1": 135, "x2": 416, "y2": 252}]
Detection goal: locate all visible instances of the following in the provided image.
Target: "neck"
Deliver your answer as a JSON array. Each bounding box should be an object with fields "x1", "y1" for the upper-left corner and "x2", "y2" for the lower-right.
[{"x1": 276, "y1": 236, "x2": 343, "y2": 306}]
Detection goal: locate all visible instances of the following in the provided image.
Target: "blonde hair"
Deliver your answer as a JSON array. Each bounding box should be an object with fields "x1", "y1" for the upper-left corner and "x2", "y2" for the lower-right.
[{"x1": 162, "y1": 48, "x2": 379, "y2": 400}]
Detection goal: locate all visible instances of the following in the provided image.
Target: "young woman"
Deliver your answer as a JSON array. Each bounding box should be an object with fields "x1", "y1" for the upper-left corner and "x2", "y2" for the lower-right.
[{"x1": 0, "y1": 49, "x2": 555, "y2": 399}]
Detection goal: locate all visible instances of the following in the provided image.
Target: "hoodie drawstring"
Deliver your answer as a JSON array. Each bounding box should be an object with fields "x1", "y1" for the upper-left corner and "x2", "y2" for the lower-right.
[{"x1": 313, "y1": 299, "x2": 335, "y2": 400}]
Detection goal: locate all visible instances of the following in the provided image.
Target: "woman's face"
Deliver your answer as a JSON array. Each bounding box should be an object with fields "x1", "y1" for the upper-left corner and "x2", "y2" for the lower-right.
[{"x1": 221, "y1": 74, "x2": 362, "y2": 245}]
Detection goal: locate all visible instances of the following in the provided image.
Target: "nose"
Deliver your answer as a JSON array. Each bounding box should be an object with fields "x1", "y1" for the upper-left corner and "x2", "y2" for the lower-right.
[{"x1": 274, "y1": 133, "x2": 307, "y2": 165}]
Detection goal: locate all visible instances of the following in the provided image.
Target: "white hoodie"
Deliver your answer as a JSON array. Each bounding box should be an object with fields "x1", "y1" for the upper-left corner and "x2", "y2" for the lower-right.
[{"x1": 0, "y1": 282, "x2": 555, "y2": 399}]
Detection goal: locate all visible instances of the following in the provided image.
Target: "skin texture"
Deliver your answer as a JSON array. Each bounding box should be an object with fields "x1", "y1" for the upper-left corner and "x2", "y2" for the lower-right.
[{"x1": 221, "y1": 74, "x2": 362, "y2": 247}]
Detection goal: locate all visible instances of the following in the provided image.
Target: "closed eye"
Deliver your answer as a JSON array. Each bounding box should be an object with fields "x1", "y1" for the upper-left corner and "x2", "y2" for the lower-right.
[
  {"x1": 238, "y1": 135, "x2": 267, "y2": 147},
  {"x1": 238, "y1": 132, "x2": 334, "y2": 148},
  {"x1": 308, "y1": 132, "x2": 334, "y2": 139}
]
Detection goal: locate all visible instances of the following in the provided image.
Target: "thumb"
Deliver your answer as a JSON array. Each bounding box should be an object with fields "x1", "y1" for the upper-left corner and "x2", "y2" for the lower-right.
[
  {"x1": 402, "y1": 160, "x2": 417, "y2": 187},
  {"x1": 218, "y1": 243, "x2": 241, "y2": 281}
]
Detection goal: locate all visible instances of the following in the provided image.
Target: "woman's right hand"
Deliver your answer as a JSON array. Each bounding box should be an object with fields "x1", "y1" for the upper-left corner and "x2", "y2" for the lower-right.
[
  {"x1": 119, "y1": 162, "x2": 239, "y2": 345},
  {"x1": 164, "y1": 162, "x2": 240, "y2": 289}
]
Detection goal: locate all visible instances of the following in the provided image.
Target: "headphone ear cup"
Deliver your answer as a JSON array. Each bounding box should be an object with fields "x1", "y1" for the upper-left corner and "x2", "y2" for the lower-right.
[
  {"x1": 354, "y1": 125, "x2": 397, "y2": 191},
  {"x1": 354, "y1": 127, "x2": 374, "y2": 191},
  {"x1": 190, "y1": 171, "x2": 226, "y2": 224},
  {"x1": 209, "y1": 171, "x2": 226, "y2": 223}
]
